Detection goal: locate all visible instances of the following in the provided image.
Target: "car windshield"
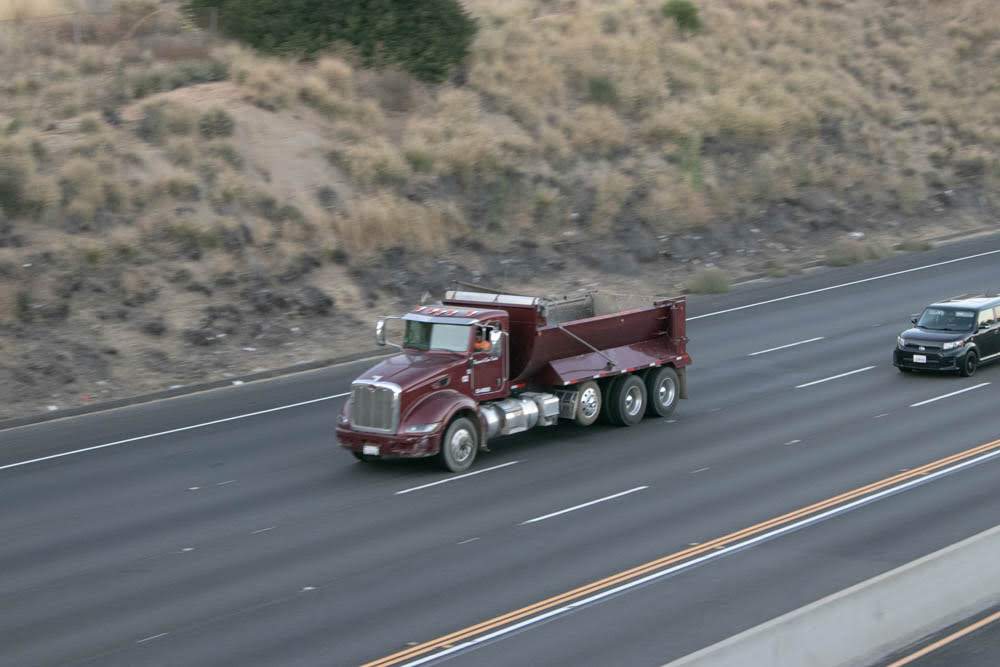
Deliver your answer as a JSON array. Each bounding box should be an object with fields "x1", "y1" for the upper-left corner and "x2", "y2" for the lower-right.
[
  {"x1": 403, "y1": 321, "x2": 470, "y2": 352},
  {"x1": 916, "y1": 308, "x2": 975, "y2": 332}
]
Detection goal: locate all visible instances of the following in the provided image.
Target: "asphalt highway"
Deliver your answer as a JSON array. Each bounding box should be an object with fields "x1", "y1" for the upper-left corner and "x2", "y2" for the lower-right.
[{"x1": 2, "y1": 236, "x2": 1000, "y2": 667}]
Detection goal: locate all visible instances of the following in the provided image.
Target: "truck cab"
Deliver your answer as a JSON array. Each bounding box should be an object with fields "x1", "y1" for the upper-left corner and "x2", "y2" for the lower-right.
[{"x1": 337, "y1": 306, "x2": 512, "y2": 469}]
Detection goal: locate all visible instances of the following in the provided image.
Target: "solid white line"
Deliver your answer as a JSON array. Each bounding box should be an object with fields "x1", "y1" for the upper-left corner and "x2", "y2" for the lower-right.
[
  {"x1": 0, "y1": 393, "x2": 349, "y2": 473},
  {"x1": 400, "y1": 446, "x2": 1000, "y2": 666},
  {"x1": 521, "y1": 486, "x2": 648, "y2": 525},
  {"x1": 394, "y1": 461, "x2": 520, "y2": 495},
  {"x1": 748, "y1": 337, "x2": 825, "y2": 356},
  {"x1": 687, "y1": 248, "x2": 1000, "y2": 321},
  {"x1": 910, "y1": 383, "x2": 991, "y2": 407},
  {"x1": 795, "y1": 366, "x2": 876, "y2": 389},
  {"x1": 252, "y1": 527, "x2": 275, "y2": 535},
  {"x1": 136, "y1": 633, "x2": 168, "y2": 644}
]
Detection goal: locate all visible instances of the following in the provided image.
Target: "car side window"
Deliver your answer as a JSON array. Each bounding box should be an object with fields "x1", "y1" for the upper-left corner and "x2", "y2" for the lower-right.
[
  {"x1": 979, "y1": 309, "x2": 995, "y2": 328},
  {"x1": 995, "y1": 306, "x2": 1000, "y2": 323}
]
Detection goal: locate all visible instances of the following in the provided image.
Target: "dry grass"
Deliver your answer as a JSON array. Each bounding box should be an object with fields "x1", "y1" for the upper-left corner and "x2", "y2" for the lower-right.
[
  {"x1": 334, "y1": 192, "x2": 466, "y2": 256},
  {"x1": 0, "y1": 0, "x2": 70, "y2": 21}
]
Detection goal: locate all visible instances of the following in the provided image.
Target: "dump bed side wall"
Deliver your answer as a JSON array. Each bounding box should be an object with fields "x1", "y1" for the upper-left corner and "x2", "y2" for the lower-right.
[{"x1": 517, "y1": 300, "x2": 686, "y2": 384}]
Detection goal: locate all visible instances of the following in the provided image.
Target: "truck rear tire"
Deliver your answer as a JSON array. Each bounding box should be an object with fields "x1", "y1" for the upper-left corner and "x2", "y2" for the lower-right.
[
  {"x1": 438, "y1": 417, "x2": 478, "y2": 473},
  {"x1": 644, "y1": 366, "x2": 679, "y2": 418},
  {"x1": 605, "y1": 374, "x2": 647, "y2": 427},
  {"x1": 574, "y1": 380, "x2": 602, "y2": 426}
]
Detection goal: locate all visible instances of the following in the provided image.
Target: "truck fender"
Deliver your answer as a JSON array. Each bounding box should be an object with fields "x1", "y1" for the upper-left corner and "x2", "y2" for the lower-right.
[{"x1": 404, "y1": 390, "x2": 481, "y2": 450}]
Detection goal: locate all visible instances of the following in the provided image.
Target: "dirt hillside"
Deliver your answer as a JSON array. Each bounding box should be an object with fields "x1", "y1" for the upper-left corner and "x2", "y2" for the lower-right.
[{"x1": 0, "y1": 0, "x2": 997, "y2": 419}]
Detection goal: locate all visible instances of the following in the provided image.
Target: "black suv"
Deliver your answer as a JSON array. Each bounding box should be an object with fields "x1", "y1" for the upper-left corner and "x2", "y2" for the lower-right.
[{"x1": 894, "y1": 295, "x2": 1000, "y2": 377}]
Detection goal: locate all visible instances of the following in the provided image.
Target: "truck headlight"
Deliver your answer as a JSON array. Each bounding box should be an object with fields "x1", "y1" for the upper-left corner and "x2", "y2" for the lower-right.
[
  {"x1": 942, "y1": 340, "x2": 963, "y2": 351},
  {"x1": 337, "y1": 413, "x2": 349, "y2": 425},
  {"x1": 897, "y1": 336, "x2": 907, "y2": 348},
  {"x1": 405, "y1": 423, "x2": 439, "y2": 434}
]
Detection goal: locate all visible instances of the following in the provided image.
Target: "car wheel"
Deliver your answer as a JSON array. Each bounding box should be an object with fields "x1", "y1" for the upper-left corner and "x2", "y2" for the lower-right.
[
  {"x1": 573, "y1": 380, "x2": 602, "y2": 426},
  {"x1": 644, "y1": 366, "x2": 679, "y2": 418},
  {"x1": 960, "y1": 352, "x2": 978, "y2": 378},
  {"x1": 438, "y1": 417, "x2": 478, "y2": 472}
]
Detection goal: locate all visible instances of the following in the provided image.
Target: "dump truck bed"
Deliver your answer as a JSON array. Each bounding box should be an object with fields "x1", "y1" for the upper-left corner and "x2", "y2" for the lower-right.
[{"x1": 442, "y1": 290, "x2": 689, "y2": 388}]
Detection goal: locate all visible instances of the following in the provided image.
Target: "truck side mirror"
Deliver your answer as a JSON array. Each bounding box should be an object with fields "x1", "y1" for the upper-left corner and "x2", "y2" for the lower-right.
[
  {"x1": 489, "y1": 329, "x2": 503, "y2": 353},
  {"x1": 910, "y1": 315, "x2": 918, "y2": 325},
  {"x1": 375, "y1": 319, "x2": 387, "y2": 346}
]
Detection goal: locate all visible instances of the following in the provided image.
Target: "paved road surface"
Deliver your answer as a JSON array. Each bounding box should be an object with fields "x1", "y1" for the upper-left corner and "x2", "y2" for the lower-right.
[
  {"x1": 2, "y1": 237, "x2": 999, "y2": 666},
  {"x1": 874, "y1": 606, "x2": 1000, "y2": 667}
]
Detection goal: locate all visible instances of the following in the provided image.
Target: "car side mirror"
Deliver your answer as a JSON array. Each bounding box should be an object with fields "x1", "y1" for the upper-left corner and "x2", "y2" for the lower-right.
[
  {"x1": 910, "y1": 315, "x2": 918, "y2": 325},
  {"x1": 375, "y1": 319, "x2": 387, "y2": 346}
]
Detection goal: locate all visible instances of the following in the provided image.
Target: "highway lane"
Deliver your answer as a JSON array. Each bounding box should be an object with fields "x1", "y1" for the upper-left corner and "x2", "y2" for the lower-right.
[{"x1": 0, "y1": 236, "x2": 999, "y2": 666}]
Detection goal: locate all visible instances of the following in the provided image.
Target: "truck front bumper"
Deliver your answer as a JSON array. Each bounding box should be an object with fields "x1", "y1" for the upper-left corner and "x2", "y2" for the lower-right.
[{"x1": 336, "y1": 426, "x2": 439, "y2": 459}]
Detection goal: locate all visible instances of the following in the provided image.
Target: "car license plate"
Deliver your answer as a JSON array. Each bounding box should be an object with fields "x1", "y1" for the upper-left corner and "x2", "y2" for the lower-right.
[
  {"x1": 912, "y1": 354, "x2": 927, "y2": 364},
  {"x1": 363, "y1": 444, "x2": 379, "y2": 456}
]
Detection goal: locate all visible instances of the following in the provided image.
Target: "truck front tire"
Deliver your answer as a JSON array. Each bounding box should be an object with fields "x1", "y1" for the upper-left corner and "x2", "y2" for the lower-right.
[
  {"x1": 439, "y1": 417, "x2": 478, "y2": 472},
  {"x1": 645, "y1": 366, "x2": 679, "y2": 418},
  {"x1": 604, "y1": 374, "x2": 647, "y2": 427}
]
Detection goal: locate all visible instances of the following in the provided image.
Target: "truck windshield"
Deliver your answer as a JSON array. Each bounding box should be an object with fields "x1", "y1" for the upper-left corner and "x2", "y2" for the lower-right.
[
  {"x1": 403, "y1": 321, "x2": 470, "y2": 352},
  {"x1": 917, "y1": 308, "x2": 975, "y2": 332}
]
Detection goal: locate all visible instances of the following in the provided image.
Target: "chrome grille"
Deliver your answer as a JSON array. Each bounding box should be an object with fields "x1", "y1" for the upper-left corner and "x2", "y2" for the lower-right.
[{"x1": 349, "y1": 381, "x2": 400, "y2": 434}]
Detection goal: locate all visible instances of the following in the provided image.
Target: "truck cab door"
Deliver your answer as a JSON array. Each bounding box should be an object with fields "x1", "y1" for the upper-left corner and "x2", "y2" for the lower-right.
[{"x1": 471, "y1": 322, "x2": 507, "y2": 401}]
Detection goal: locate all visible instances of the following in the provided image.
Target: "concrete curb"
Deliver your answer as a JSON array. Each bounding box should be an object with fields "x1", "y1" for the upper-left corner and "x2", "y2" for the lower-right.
[
  {"x1": 0, "y1": 348, "x2": 388, "y2": 432},
  {"x1": 664, "y1": 524, "x2": 1000, "y2": 667}
]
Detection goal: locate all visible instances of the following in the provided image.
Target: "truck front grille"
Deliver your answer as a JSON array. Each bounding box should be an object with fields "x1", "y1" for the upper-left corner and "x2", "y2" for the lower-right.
[{"x1": 350, "y1": 381, "x2": 400, "y2": 433}]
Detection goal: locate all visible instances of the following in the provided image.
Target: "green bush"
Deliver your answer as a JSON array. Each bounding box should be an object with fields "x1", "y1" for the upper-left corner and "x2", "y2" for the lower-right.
[
  {"x1": 686, "y1": 267, "x2": 729, "y2": 294},
  {"x1": 199, "y1": 108, "x2": 236, "y2": 139},
  {"x1": 662, "y1": 0, "x2": 702, "y2": 34},
  {"x1": 185, "y1": 0, "x2": 478, "y2": 83},
  {"x1": 586, "y1": 76, "x2": 619, "y2": 106}
]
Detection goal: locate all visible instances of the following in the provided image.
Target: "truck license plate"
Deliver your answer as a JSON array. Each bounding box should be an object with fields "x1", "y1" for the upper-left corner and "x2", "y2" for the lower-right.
[
  {"x1": 363, "y1": 444, "x2": 379, "y2": 456},
  {"x1": 912, "y1": 354, "x2": 926, "y2": 364}
]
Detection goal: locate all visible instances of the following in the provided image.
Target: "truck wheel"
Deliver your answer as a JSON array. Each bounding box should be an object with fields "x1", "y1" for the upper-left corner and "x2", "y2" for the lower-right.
[
  {"x1": 438, "y1": 417, "x2": 478, "y2": 473},
  {"x1": 574, "y1": 381, "x2": 602, "y2": 426},
  {"x1": 644, "y1": 366, "x2": 679, "y2": 418},
  {"x1": 606, "y1": 374, "x2": 647, "y2": 427}
]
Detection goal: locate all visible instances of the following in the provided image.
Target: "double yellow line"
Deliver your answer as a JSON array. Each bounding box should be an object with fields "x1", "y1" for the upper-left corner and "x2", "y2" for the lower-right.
[{"x1": 365, "y1": 436, "x2": 1000, "y2": 667}]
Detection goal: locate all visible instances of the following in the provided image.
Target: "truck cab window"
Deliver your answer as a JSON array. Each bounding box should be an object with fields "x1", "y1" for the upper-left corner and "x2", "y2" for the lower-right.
[{"x1": 403, "y1": 321, "x2": 471, "y2": 353}]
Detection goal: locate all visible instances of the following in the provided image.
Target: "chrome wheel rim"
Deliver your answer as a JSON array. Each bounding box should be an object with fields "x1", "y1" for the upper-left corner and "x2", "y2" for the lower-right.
[
  {"x1": 450, "y1": 428, "x2": 474, "y2": 463},
  {"x1": 657, "y1": 377, "x2": 676, "y2": 408},
  {"x1": 580, "y1": 387, "x2": 600, "y2": 419},
  {"x1": 624, "y1": 385, "x2": 643, "y2": 417}
]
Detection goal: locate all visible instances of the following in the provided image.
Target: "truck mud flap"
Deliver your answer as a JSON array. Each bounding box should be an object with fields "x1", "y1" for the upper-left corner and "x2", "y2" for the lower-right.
[{"x1": 677, "y1": 366, "x2": 689, "y2": 399}]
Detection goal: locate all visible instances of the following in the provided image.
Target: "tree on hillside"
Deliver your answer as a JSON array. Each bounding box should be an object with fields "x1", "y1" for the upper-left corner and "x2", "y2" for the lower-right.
[{"x1": 185, "y1": 0, "x2": 478, "y2": 83}]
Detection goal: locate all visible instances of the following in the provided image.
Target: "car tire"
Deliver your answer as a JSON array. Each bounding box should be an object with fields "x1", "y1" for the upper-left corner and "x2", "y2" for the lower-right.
[
  {"x1": 960, "y1": 352, "x2": 978, "y2": 378},
  {"x1": 644, "y1": 366, "x2": 680, "y2": 418},
  {"x1": 573, "y1": 380, "x2": 602, "y2": 426},
  {"x1": 438, "y1": 416, "x2": 478, "y2": 473},
  {"x1": 606, "y1": 374, "x2": 646, "y2": 427}
]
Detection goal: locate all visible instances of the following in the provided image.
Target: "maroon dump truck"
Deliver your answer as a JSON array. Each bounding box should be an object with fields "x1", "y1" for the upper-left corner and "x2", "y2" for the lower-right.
[{"x1": 336, "y1": 289, "x2": 691, "y2": 472}]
